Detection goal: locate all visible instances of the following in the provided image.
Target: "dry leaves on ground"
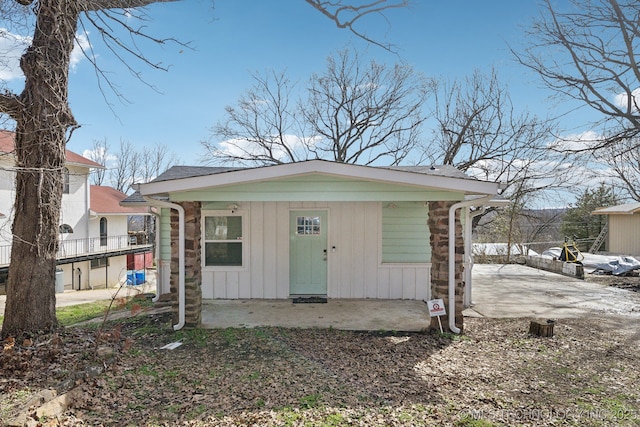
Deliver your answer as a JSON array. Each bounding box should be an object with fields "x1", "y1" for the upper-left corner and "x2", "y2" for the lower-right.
[{"x1": 1, "y1": 276, "x2": 639, "y2": 427}]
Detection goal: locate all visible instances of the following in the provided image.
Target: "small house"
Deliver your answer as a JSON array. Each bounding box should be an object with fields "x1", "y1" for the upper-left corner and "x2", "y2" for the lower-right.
[{"x1": 129, "y1": 160, "x2": 503, "y2": 331}]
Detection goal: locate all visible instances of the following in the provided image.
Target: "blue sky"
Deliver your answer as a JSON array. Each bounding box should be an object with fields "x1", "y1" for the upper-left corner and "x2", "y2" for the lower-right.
[{"x1": 2, "y1": 0, "x2": 594, "y2": 167}]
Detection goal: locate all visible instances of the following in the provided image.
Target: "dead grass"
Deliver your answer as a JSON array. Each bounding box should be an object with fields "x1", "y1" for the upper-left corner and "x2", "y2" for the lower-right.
[{"x1": 1, "y1": 309, "x2": 639, "y2": 426}]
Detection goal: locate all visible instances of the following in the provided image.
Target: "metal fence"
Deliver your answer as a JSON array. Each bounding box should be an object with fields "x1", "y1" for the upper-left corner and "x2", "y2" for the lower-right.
[{"x1": 0, "y1": 234, "x2": 148, "y2": 266}]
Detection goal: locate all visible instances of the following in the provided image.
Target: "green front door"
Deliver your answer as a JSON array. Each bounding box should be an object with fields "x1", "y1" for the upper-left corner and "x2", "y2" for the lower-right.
[{"x1": 290, "y1": 210, "x2": 328, "y2": 296}]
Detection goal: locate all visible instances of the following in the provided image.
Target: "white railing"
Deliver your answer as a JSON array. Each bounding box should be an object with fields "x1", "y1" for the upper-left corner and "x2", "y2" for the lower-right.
[{"x1": 0, "y1": 234, "x2": 149, "y2": 267}]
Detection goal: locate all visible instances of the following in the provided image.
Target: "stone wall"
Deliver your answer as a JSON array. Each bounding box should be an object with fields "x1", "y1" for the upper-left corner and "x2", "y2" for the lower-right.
[
  {"x1": 170, "y1": 201, "x2": 202, "y2": 327},
  {"x1": 428, "y1": 200, "x2": 464, "y2": 333},
  {"x1": 525, "y1": 255, "x2": 585, "y2": 279}
]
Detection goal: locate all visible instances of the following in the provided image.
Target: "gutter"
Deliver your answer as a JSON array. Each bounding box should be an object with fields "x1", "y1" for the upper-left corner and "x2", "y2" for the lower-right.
[
  {"x1": 142, "y1": 196, "x2": 185, "y2": 331},
  {"x1": 448, "y1": 196, "x2": 493, "y2": 334}
]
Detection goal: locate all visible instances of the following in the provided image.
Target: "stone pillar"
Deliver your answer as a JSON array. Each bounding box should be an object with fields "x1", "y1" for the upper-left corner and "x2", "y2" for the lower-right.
[
  {"x1": 170, "y1": 201, "x2": 202, "y2": 327},
  {"x1": 428, "y1": 200, "x2": 465, "y2": 333}
]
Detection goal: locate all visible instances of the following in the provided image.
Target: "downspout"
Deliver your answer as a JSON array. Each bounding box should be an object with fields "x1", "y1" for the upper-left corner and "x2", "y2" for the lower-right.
[
  {"x1": 464, "y1": 206, "x2": 486, "y2": 307},
  {"x1": 149, "y1": 208, "x2": 162, "y2": 303},
  {"x1": 143, "y1": 196, "x2": 185, "y2": 331},
  {"x1": 449, "y1": 196, "x2": 493, "y2": 334}
]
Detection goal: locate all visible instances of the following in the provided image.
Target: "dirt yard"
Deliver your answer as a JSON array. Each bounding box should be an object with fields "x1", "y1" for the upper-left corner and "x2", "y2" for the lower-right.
[
  {"x1": 585, "y1": 271, "x2": 640, "y2": 293},
  {"x1": 2, "y1": 303, "x2": 639, "y2": 426}
]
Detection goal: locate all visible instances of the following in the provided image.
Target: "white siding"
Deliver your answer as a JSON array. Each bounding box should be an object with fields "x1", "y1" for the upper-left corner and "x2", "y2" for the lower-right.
[
  {"x1": 0, "y1": 157, "x2": 15, "y2": 246},
  {"x1": 201, "y1": 201, "x2": 431, "y2": 300},
  {"x1": 60, "y1": 165, "x2": 91, "y2": 240},
  {"x1": 58, "y1": 255, "x2": 127, "y2": 290}
]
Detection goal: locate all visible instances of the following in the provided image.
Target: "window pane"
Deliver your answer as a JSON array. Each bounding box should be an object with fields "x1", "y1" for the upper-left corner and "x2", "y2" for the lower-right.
[
  {"x1": 296, "y1": 216, "x2": 321, "y2": 235},
  {"x1": 205, "y1": 216, "x2": 242, "y2": 241},
  {"x1": 205, "y1": 242, "x2": 242, "y2": 266}
]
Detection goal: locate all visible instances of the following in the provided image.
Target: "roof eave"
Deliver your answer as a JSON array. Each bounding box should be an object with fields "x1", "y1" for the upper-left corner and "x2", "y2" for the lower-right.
[{"x1": 139, "y1": 161, "x2": 500, "y2": 197}]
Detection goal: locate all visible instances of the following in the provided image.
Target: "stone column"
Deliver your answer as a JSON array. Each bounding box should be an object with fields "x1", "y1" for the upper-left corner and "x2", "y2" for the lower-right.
[
  {"x1": 170, "y1": 201, "x2": 202, "y2": 327},
  {"x1": 428, "y1": 200, "x2": 465, "y2": 333}
]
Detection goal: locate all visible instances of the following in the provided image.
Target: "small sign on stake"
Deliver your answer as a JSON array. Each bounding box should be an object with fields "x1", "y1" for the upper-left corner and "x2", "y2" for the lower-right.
[{"x1": 427, "y1": 298, "x2": 447, "y2": 333}]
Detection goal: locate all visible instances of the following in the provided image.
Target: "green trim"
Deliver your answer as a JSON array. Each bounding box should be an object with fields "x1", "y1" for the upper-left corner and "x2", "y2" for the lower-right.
[
  {"x1": 382, "y1": 202, "x2": 430, "y2": 263},
  {"x1": 169, "y1": 175, "x2": 464, "y2": 202},
  {"x1": 159, "y1": 208, "x2": 171, "y2": 261}
]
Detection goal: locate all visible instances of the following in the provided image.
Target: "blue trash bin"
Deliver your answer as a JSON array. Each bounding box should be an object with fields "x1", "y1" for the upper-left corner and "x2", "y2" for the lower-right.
[
  {"x1": 135, "y1": 271, "x2": 145, "y2": 284},
  {"x1": 126, "y1": 271, "x2": 136, "y2": 286}
]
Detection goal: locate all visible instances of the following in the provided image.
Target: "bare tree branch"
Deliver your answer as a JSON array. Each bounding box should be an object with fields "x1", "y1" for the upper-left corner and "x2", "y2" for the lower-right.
[
  {"x1": 514, "y1": 0, "x2": 640, "y2": 150},
  {"x1": 305, "y1": 0, "x2": 409, "y2": 51},
  {"x1": 80, "y1": 0, "x2": 180, "y2": 12},
  {"x1": 423, "y1": 68, "x2": 573, "y2": 225},
  {"x1": 0, "y1": 93, "x2": 21, "y2": 119}
]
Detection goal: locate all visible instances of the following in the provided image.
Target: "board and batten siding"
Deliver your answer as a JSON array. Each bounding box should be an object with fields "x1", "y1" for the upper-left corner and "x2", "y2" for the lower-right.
[
  {"x1": 608, "y1": 214, "x2": 640, "y2": 256},
  {"x1": 194, "y1": 201, "x2": 432, "y2": 301}
]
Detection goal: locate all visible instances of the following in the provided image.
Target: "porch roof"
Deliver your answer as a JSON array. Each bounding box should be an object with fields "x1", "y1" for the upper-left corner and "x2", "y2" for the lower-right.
[{"x1": 592, "y1": 202, "x2": 640, "y2": 215}]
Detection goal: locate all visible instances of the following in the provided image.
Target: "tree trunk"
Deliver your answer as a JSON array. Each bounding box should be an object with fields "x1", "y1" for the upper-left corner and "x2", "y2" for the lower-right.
[{"x1": 1, "y1": 0, "x2": 79, "y2": 339}]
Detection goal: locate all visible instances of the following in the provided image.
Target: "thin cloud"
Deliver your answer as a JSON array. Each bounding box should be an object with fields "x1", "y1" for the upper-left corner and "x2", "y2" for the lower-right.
[
  {"x1": 0, "y1": 28, "x2": 91, "y2": 80},
  {"x1": 0, "y1": 28, "x2": 30, "y2": 81},
  {"x1": 613, "y1": 87, "x2": 640, "y2": 112},
  {"x1": 548, "y1": 130, "x2": 603, "y2": 151},
  {"x1": 217, "y1": 134, "x2": 321, "y2": 162},
  {"x1": 70, "y1": 32, "x2": 92, "y2": 71}
]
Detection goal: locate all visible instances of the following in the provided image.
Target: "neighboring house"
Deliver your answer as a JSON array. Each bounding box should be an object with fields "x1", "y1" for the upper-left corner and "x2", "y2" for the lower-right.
[
  {"x1": 593, "y1": 203, "x2": 640, "y2": 256},
  {"x1": 126, "y1": 160, "x2": 503, "y2": 330},
  {"x1": 0, "y1": 130, "x2": 152, "y2": 293}
]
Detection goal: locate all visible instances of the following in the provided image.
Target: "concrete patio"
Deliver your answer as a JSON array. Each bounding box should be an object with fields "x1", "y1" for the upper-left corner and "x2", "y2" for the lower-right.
[
  {"x1": 3, "y1": 264, "x2": 639, "y2": 331},
  {"x1": 200, "y1": 299, "x2": 431, "y2": 331}
]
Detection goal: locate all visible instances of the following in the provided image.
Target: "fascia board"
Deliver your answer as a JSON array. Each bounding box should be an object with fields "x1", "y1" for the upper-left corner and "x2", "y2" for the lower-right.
[{"x1": 139, "y1": 160, "x2": 500, "y2": 196}]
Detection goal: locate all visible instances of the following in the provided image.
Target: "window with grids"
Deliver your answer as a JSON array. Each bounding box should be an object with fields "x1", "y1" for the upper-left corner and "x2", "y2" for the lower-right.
[
  {"x1": 204, "y1": 215, "x2": 243, "y2": 266},
  {"x1": 296, "y1": 216, "x2": 321, "y2": 235}
]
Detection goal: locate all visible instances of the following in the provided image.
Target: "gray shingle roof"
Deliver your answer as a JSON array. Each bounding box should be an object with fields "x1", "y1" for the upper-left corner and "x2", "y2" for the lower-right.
[
  {"x1": 151, "y1": 166, "x2": 240, "y2": 183},
  {"x1": 150, "y1": 162, "x2": 472, "y2": 184}
]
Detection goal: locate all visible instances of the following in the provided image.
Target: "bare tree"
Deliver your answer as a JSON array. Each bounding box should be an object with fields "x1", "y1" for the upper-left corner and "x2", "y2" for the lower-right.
[
  {"x1": 139, "y1": 143, "x2": 179, "y2": 183},
  {"x1": 109, "y1": 139, "x2": 141, "y2": 193},
  {"x1": 86, "y1": 138, "x2": 110, "y2": 185},
  {"x1": 205, "y1": 48, "x2": 431, "y2": 166},
  {"x1": 0, "y1": 0, "x2": 409, "y2": 338},
  {"x1": 421, "y1": 68, "x2": 579, "y2": 257},
  {"x1": 303, "y1": 48, "x2": 430, "y2": 165},
  {"x1": 205, "y1": 70, "x2": 309, "y2": 165},
  {"x1": 587, "y1": 137, "x2": 640, "y2": 201},
  {"x1": 86, "y1": 138, "x2": 178, "y2": 189},
  {"x1": 514, "y1": 0, "x2": 640, "y2": 150},
  {"x1": 424, "y1": 68, "x2": 571, "y2": 200}
]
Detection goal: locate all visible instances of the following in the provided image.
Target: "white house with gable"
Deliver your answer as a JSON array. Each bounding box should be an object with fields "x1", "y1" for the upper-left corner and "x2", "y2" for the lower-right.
[{"x1": 0, "y1": 130, "x2": 153, "y2": 294}]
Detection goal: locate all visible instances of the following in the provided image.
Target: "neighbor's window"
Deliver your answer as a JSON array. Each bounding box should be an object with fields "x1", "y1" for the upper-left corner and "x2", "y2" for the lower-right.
[
  {"x1": 204, "y1": 215, "x2": 243, "y2": 266},
  {"x1": 91, "y1": 258, "x2": 109, "y2": 269},
  {"x1": 59, "y1": 224, "x2": 74, "y2": 234},
  {"x1": 63, "y1": 167, "x2": 70, "y2": 194},
  {"x1": 99, "y1": 217, "x2": 108, "y2": 246}
]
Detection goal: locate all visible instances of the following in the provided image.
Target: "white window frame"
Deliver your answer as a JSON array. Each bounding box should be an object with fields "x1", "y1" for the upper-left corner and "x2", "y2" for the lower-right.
[{"x1": 201, "y1": 210, "x2": 249, "y2": 272}]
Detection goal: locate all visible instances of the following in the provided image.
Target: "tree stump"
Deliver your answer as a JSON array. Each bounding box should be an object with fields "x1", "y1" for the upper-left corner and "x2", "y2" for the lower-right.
[{"x1": 529, "y1": 319, "x2": 555, "y2": 337}]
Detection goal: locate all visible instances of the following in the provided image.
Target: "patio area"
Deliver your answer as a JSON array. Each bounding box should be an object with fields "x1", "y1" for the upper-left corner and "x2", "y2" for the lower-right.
[{"x1": 200, "y1": 299, "x2": 431, "y2": 331}]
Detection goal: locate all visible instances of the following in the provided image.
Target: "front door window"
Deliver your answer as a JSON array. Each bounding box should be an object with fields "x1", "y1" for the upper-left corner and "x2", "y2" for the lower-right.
[{"x1": 296, "y1": 216, "x2": 321, "y2": 235}]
